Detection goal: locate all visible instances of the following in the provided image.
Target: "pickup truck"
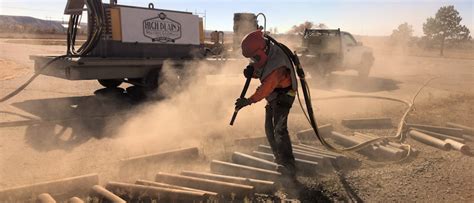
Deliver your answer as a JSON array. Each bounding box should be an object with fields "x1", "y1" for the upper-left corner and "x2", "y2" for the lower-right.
[{"x1": 298, "y1": 29, "x2": 374, "y2": 78}]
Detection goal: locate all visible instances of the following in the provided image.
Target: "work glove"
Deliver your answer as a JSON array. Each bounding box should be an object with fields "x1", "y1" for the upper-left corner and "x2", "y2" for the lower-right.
[
  {"x1": 243, "y1": 65, "x2": 255, "y2": 78},
  {"x1": 235, "y1": 97, "x2": 252, "y2": 110}
]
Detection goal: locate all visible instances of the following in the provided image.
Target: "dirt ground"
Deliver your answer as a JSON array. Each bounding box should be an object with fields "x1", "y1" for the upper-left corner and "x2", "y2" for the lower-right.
[{"x1": 0, "y1": 38, "x2": 473, "y2": 202}]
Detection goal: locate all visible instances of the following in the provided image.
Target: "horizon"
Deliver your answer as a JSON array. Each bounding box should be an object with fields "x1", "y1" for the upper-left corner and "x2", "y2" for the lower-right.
[{"x1": 0, "y1": 0, "x2": 472, "y2": 37}]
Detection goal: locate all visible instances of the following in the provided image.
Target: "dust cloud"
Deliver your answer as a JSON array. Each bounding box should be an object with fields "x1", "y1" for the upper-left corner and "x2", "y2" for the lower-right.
[
  {"x1": 113, "y1": 59, "x2": 269, "y2": 157},
  {"x1": 109, "y1": 33, "x2": 416, "y2": 160}
]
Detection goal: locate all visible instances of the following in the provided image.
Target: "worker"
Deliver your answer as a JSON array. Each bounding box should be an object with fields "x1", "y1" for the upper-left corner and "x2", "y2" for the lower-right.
[{"x1": 235, "y1": 30, "x2": 298, "y2": 179}]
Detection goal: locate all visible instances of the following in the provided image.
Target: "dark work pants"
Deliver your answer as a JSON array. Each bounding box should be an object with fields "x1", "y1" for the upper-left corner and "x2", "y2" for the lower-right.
[{"x1": 265, "y1": 92, "x2": 296, "y2": 174}]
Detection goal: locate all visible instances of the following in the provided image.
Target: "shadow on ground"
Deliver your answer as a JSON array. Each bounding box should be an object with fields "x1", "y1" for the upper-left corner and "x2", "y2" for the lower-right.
[
  {"x1": 8, "y1": 88, "x2": 139, "y2": 152},
  {"x1": 309, "y1": 73, "x2": 401, "y2": 93}
]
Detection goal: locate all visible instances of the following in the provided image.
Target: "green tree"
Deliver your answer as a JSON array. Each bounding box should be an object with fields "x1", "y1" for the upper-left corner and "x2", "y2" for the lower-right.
[
  {"x1": 288, "y1": 21, "x2": 328, "y2": 35},
  {"x1": 423, "y1": 5, "x2": 471, "y2": 56},
  {"x1": 390, "y1": 22, "x2": 414, "y2": 46},
  {"x1": 288, "y1": 21, "x2": 313, "y2": 35}
]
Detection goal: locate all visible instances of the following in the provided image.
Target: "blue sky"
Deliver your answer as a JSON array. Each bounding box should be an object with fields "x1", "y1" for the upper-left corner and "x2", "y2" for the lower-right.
[{"x1": 0, "y1": 0, "x2": 472, "y2": 36}]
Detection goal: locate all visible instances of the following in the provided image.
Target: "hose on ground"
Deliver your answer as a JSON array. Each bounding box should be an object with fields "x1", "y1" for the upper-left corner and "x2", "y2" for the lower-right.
[
  {"x1": 265, "y1": 34, "x2": 436, "y2": 160},
  {"x1": 0, "y1": 55, "x2": 67, "y2": 103},
  {"x1": 1, "y1": 0, "x2": 105, "y2": 103}
]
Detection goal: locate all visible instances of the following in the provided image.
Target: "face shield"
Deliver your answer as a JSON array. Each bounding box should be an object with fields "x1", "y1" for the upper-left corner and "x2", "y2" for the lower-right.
[{"x1": 250, "y1": 49, "x2": 268, "y2": 69}]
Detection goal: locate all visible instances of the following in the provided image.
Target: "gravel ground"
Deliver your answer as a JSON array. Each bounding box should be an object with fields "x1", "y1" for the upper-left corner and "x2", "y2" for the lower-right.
[{"x1": 0, "y1": 39, "x2": 473, "y2": 202}]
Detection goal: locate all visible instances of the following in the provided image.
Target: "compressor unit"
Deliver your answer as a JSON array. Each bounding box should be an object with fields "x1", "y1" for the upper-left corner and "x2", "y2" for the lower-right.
[
  {"x1": 65, "y1": 0, "x2": 204, "y2": 58},
  {"x1": 88, "y1": 3, "x2": 203, "y2": 58},
  {"x1": 31, "y1": 0, "x2": 206, "y2": 90}
]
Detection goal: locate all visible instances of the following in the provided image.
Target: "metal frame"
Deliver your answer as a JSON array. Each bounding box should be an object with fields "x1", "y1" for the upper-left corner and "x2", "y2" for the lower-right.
[{"x1": 30, "y1": 56, "x2": 168, "y2": 80}]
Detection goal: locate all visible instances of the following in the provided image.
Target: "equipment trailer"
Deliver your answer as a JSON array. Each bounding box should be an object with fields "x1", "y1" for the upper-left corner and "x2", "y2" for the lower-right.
[
  {"x1": 30, "y1": 55, "x2": 181, "y2": 89},
  {"x1": 31, "y1": 0, "x2": 207, "y2": 91}
]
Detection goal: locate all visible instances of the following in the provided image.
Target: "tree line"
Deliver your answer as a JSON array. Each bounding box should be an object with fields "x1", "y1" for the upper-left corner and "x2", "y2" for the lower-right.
[
  {"x1": 287, "y1": 5, "x2": 471, "y2": 56},
  {"x1": 390, "y1": 5, "x2": 471, "y2": 56}
]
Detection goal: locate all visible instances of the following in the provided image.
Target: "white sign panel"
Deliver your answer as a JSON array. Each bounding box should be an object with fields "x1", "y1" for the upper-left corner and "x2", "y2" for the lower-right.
[{"x1": 120, "y1": 7, "x2": 200, "y2": 45}]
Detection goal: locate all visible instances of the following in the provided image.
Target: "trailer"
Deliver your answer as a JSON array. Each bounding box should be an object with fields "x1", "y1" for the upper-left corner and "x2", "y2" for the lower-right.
[
  {"x1": 29, "y1": 1, "x2": 208, "y2": 92},
  {"x1": 30, "y1": 55, "x2": 184, "y2": 89},
  {"x1": 29, "y1": 1, "x2": 266, "y2": 94}
]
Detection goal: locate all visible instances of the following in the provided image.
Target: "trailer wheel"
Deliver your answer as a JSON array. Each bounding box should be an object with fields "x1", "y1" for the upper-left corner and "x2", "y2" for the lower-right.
[
  {"x1": 98, "y1": 79, "x2": 123, "y2": 88},
  {"x1": 143, "y1": 69, "x2": 160, "y2": 90}
]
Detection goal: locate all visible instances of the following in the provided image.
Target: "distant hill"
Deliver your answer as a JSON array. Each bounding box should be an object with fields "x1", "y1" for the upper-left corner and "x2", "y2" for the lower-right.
[
  {"x1": 0, "y1": 15, "x2": 236, "y2": 37},
  {"x1": 0, "y1": 15, "x2": 66, "y2": 33}
]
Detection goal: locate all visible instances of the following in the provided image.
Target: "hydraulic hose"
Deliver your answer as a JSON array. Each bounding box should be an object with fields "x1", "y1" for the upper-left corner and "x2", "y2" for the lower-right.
[
  {"x1": 265, "y1": 34, "x2": 334, "y2": 149},
  {"x1": 0, "y1": 55, "x2": 67, "y2": 103},
  {"x1": 67, "y1": 0, "x2": 105, "y2": 56}
]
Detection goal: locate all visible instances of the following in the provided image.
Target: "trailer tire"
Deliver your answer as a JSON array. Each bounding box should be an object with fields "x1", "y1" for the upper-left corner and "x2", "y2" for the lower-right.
[
  {"x1": 143, "y1": 69, "x2": 160, "y2": 90},
  {"x1": 98, "y1": 79, "x2": 123, "y2": 88}
]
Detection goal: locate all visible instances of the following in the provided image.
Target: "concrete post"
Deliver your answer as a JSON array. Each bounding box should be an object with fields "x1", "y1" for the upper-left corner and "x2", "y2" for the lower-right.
[
  {"x1": 180, "y1": 171, "x2": 275, "y2": 193},
  {"x1": 234, "y1": 136, "x2": 268, "y2": 146},
  {"x1": 462, "y1": 134, "x2": 473, "y2": 142},
  {"x1": 120, "y1": 147, "x2": 199, "y2": 165},
  {"x1": 257, "y1": 145, "x2": 329, "y2": 164},
  {"x1": 330, "y1": 131, "x2": 361, "y2": 146},
  {"x1": 294, "y1": 144, "x2": 346, "y2": 158},
  {"x1": 445, "y1": 139, "x2": 470, "y2": 154},
  {"x1": 37, "y1": 193, "x2": 56, "y2": 203},
  {"x1": 375, "y1": 144, "x2": 404, "y2": 159},
  {"x1": 136, "y1": 180, "x2": 218, "y2": 197},
  {"x1": 91, "y1": 185, "x2": 126, "y2": 203},
  {"x1": 378, "y1": 143, "x2": 406, "y2": 154},
  {"x1": 296, "y1": 124, "x2": 333, "y2": 141},
  {"x1": 446, "y1": 122, "x2": 473, "y2": 135},
  {"x1": 210, "y1": 160, "x2": 281, "y2": 181},
  {"x1": 407, "y1": 124, "x2": 463, "y2": 137},
  {"x1": 155, "y1": 172, "x2": 254, "y2": 197},
  {"x1": 354, "y1": 132, "x2": 387, "y2": 144},
  {"x1": 67, "y1": 197, "x2": 84, "y2": 203},
  {"x1": 409, "y1": 130, "x2": 450, "y2": 150},
  {"x1": 387, "y1": 142, "x2": 418, "y2": 155},
  {"x1": 232, "y1": 152, "x2": 278, "y2": 171},
  {"x1": 411, "y1": 128, "x2": 465, "y2": 143},
  {"x1": 251, "y1": 151, "x2": 324, "y2": 174},
  {"x1": 332, "y1": 131, "x2": 401, "y2": 159},
  {"x1": 293, "y1": 148, "x2": 339, "y2": 160},
  {"x1": 106, "y1": 181, "x2": 209, "y2": 201},
  {"x1": 0, "y1": 173, "x2": 98, "y2": 202},
  {"x1": 351, "y1": 135, "x2": 401, "y2": 159}
]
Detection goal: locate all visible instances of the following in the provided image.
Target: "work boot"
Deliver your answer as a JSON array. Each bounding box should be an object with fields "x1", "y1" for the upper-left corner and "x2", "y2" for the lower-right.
[
  {"x1": 277, "y1": 165, "x2": 297, "y2": 181},
  {"x1": 277, "y1": 165, "x2": 302, "y2": 199}
]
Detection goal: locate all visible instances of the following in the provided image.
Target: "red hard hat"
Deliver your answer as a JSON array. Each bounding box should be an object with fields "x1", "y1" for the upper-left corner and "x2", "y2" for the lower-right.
[{"x1": 241, "y1": 30, "x2": 268, "y2": 68}]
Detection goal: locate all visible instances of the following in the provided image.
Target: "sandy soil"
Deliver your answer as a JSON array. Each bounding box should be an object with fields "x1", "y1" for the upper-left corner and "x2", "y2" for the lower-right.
[{"x1": 0, "y1": 38, "x2": 473, "y2": 202}]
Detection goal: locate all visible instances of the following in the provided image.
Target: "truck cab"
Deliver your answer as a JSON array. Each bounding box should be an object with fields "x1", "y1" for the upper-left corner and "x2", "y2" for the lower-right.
[{"x1": 299, "y1": 29, "x2": 374, "y2": 78}]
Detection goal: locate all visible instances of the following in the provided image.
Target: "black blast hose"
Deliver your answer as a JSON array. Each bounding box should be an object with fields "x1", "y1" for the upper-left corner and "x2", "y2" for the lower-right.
[
  {"x1": 264, "y1": 34, "x2": 339, "y2": 151},
  {"x1": 229, "y1": 76, "x2": 252, "y2": 125}
]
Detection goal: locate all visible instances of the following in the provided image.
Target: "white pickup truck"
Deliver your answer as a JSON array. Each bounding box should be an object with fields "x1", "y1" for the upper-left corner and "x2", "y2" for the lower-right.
[{"x1": 298, "y1": 29, "x2": 374, "y2": 78}]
